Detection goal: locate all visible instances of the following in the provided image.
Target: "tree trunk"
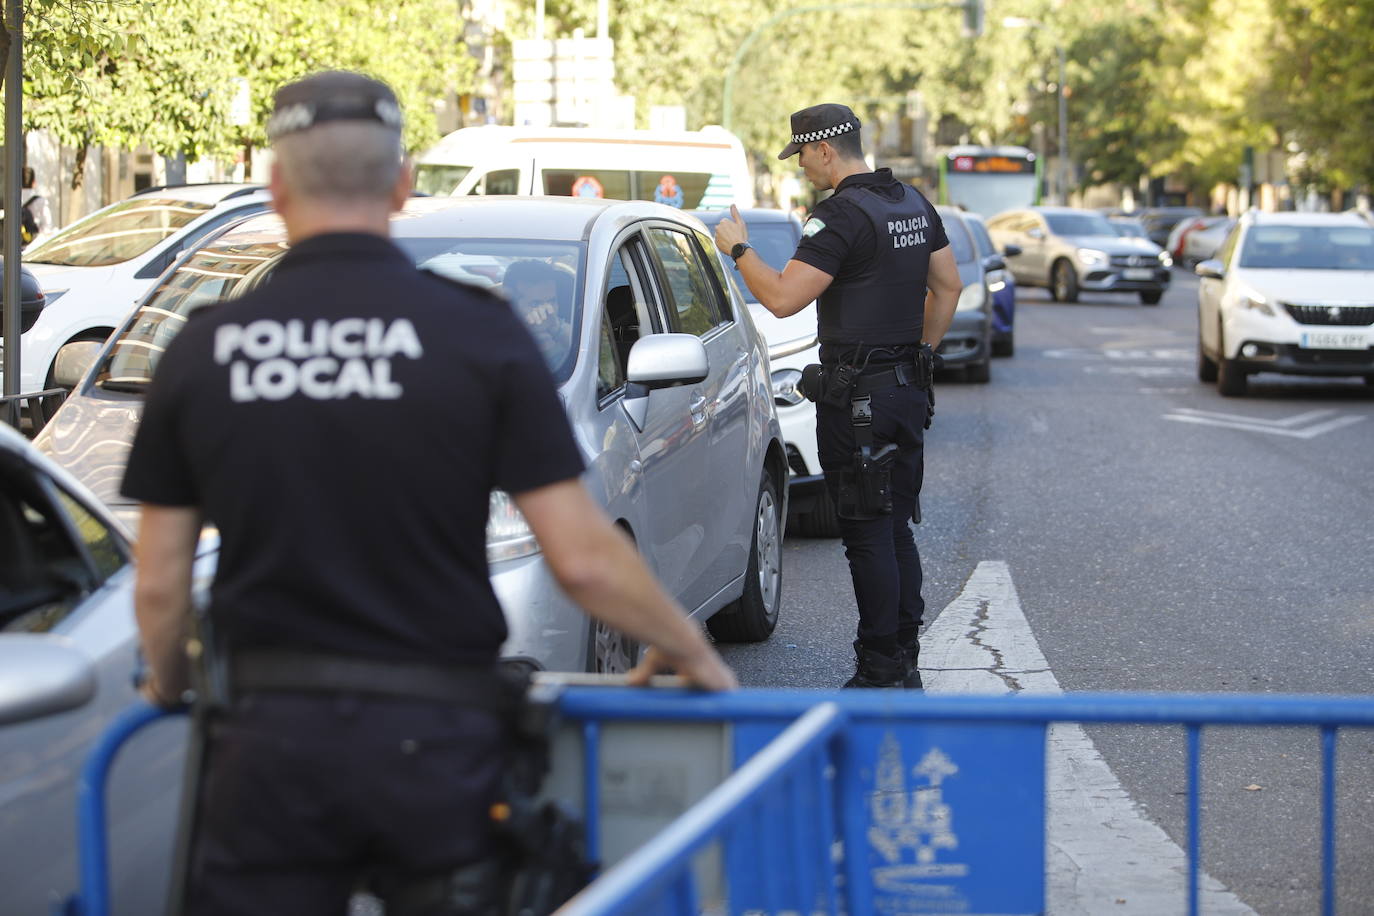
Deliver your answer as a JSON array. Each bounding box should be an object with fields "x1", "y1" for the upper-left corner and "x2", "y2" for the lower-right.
[{"x1": 72, "y1": 142, "x2": 86, "y2": 191}]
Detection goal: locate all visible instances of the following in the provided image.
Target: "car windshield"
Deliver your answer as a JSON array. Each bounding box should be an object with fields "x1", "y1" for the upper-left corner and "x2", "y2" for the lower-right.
[
  {"x1": 94, "y1": 234, "x2": 586, "y2": 392},
  {"x1": 1238, "y1": 225, "x2": 1374, "y2": 270},
  {"x1": 25, "y1": 197, "x2": 214, "y2": 267},
  {"x1": 1111, "y1": 220, "x2": 1147, "y2": 238},
  {"x1": 942, "y1": 215, "x2": 975, "y2": 265},
  {"x1": 413, "y1": 164, "x2": 473, "y2": 196},
  {"x1": 1045, "y1": 213, "x2": 1117, "y2": 238},
  {"x1": 963, "y1": 216, "x2": 996, "y2": 258}
]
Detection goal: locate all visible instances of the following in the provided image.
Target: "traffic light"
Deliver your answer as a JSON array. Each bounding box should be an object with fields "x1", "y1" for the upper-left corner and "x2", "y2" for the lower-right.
[{"x1": 963, "y1": 0, "x2": 984, "y2": 37}]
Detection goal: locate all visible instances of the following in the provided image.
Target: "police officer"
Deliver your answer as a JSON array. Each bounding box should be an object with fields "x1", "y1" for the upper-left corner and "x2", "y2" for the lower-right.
[
  {"x1": 125, "y1": 71, "x2": 735, "y2": 915},
  {"x1": 714, "y1": 103, "x2": 961, "y2": 689}
]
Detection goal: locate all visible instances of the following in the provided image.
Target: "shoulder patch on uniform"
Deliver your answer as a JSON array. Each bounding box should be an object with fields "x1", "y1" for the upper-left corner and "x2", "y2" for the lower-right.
[{"x1": 802, "y1": 218, "x2": 826, "y2": 237}]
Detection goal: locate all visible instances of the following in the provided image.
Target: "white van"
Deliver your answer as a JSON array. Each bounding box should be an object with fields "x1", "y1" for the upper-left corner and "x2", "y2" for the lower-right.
[{"x1": 414, "y1": 125, "x2": 754, "y2": 210}]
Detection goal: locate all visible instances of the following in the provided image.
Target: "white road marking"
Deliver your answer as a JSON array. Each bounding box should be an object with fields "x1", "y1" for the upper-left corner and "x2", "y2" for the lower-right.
[
  {"x1": 1163, "y1": 407, "x2": 1365, "y2": 438},
  {"x1": 921, "y1": 561, "x2": 1256, "y2": 915}
]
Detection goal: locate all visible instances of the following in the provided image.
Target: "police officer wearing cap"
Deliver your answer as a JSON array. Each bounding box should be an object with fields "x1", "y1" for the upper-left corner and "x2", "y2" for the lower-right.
[
  {"x1": 714, "y1": 103, "x2": 961, "y2": 689},
  {"x1": 125, "y1": 70, "x2": 736, "y2": 914}
]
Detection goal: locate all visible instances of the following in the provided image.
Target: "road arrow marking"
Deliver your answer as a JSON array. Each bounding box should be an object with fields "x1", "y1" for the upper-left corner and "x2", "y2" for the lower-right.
[
  {"x1": 1163, "y1": 407, "x2": 1365, "y2": 438},
  {"x1": 922, "y1": 561, "x2": 1256, "y2": 916}
]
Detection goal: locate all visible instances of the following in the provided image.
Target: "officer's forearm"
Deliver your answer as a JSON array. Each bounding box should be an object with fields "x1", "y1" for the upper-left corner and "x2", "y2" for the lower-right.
[
  {"x1": 134, "y1": 505, "x2": 201, "y2": 703},
  {"x1": 922, "y1": 288, "x2": 958, "y2": 347},
  {"x1": 737, "y1": 253, "x2": 832, "y2": 319}
]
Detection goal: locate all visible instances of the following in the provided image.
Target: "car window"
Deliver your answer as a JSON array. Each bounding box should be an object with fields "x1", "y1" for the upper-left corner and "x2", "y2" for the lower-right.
[
  {"x1": 739, "y1": 222, "x2": 798, "y2": 274},
  {"x1": 964, "y1": 216, "x2": 996, "y2": 258},
  {"x1": 1044, "y1": 213, "x2": 1117, "y2": 237},
  {"x1": 475, "y1": 169, "x2": 520, "y2": 196},
  {"x1": 95, "y1": 240, "x2": 283, "y2": 393},
  {"x1": 1218, "y1": 224, "x2": 1242, "y2": 268},
  {"x1": 414, "y1": 164, "x2": 473, "y2": 196},
  {"x1": 1237, "y1": 225, "x2": 1374, "y2": 270},
  {"x1": 133, "y1": 203, "x2": 268, "y2": 280},
  {"x1": 645, "y1": 227, "x2": 727, "y2": 336},
  {"x1": 24, "y1": 197, "x2": 215, "y2": 267},
  {"x1": 0, "y1": 466, "x2": 125, "y2": 634},
  {"x1": 599, "y1": 242, "x2": 656, "y2": 399},
  {"x1": 942, "y1": 215, "x2": 975, "y2": 265}
]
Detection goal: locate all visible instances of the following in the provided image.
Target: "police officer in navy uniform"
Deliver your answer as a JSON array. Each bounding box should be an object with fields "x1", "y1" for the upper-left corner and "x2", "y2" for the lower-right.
[
  {"x1": 714, "y1": 103, "x2": 961, "y2": 689},
  {"x1": 125, "y1": 71, "x2": 735, "y2": 915}
]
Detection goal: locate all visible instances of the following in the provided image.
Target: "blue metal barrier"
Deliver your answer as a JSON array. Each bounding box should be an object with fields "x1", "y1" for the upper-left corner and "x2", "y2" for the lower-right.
[
  {"x1": 554, "y1": 689, "x2": 1374, "y2": 916},
  {"x1": 63, "y1": 701, "x2": 185, "y2": 916}
]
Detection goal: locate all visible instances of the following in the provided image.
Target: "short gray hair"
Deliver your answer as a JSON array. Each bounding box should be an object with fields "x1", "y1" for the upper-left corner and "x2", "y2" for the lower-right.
[{"x1": 273, "y1": 121, "x2": 403, "y2": 203}]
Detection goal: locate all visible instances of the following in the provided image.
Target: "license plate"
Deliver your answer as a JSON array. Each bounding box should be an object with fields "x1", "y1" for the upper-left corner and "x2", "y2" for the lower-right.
[
  {"x1": 1123, "y1": 268, "x2": 1154, "y2": 280},
  {"x1": 1300, "y1": 331, "x2": 1369, "y2": 350}
]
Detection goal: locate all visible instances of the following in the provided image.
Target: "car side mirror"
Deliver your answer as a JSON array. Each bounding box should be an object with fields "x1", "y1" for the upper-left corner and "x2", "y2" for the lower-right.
[
  {"x1": 52, "y1": 340, "x2": 103, "y2": 390},
  {"x1": 626, "y1": 333, "x2": 709, "y2": 390},
  {"x1": 1194, "y1": 259, "x2": 1225, "y2": 280},
  {"x1": 0, "y1": 635, "x2": 98, "y2": 725},
  {"x1": 1003, "y1": 243, "x2": 1022, "y2": 258},
  {"x1": 1026, "y1": 228, "x2": 1045, "y2": 241},
  {"x1": 982, "y1": 254, "x2": 1006, "y2": 272}
]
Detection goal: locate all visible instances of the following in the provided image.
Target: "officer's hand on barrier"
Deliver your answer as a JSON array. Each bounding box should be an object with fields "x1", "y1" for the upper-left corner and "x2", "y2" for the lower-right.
[{"x1": 627, "y1": 645, "x2": 738, "y2": 691}]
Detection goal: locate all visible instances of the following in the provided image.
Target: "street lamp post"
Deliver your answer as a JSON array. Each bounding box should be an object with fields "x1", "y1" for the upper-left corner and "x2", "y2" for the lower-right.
[{"x1": 1004, "y1": 17, "x2": 1069, "y2": 204}]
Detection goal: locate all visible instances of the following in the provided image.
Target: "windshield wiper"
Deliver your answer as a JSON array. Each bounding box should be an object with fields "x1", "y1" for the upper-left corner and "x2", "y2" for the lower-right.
[{"x1": 96, "y1": 377, "x2": 150, "y2": 393}]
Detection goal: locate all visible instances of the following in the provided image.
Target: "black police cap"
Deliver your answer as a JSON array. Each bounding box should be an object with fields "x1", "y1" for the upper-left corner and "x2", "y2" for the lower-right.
[
  {"x1": 266, "y1": 71, "x2": 403, "y2": 142},
  {"x1": 778, "y1": 103, "x2": 862, "y2": 160}
]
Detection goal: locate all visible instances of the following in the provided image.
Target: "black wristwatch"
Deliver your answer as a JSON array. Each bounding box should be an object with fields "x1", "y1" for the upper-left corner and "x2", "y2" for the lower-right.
[{"x1": 730, "y1": 242, "x2": 752, "y2": 263}]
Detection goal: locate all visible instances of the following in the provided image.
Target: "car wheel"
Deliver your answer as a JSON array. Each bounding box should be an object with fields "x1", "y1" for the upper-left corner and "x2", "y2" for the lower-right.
[
  {"x1": 790, "y1": 484, "x2": 840, "y2": 538},
  {"x1": 588, "y1": 618, "x2": 640, "y2": 674},
  {"x1": 1140, "y1": 290, "x2": 1163, "y2": 305},
  {"x1": 1052, "y1": 260, "x2": 1079, "y2": 303},
  {"x1": 707, "y1": 468, "x2": 782, "y2": 643},
  {"x1": 992, "y1": 332, "x2": 1014, "y2": 358},
  {"x1": 1197, "y1": 339, "x2": 1218, "y2": 383},
  {"x1": 964, "y1": 358, "x2": 991, "y2": 383}
]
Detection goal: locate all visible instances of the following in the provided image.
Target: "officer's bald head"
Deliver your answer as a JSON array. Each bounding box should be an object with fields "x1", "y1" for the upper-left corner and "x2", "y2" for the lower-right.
[{"x1": 268, "y1": 71, "x2": 406, "y2": 205}]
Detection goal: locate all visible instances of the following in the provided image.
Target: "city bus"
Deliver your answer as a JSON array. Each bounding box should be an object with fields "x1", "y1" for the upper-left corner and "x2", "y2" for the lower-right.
[{"x1": 938, "y1": 145, "x2": 1041, "y2": 219}]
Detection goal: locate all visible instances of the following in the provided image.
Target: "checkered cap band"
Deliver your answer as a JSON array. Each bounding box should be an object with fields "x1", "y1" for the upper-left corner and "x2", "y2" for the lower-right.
[{"x1": 791, "y1": 120, "x2": 856, "y2": 146}]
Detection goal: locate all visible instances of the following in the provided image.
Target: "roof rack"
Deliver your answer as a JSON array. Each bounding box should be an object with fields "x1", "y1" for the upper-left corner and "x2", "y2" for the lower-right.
[{"x1": 130, "y1": 182, "x2": 266, "y2": 199}]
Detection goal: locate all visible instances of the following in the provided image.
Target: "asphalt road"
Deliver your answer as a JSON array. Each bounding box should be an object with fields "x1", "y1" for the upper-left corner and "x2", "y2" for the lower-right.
[{"x1": 717, "y1": 267, "x2": 1374, "y2": 915}]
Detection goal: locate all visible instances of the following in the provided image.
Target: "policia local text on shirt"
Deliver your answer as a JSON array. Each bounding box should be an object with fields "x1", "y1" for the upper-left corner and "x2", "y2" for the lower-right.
[
  {"x1": 122, "y1": 70, "x2": 735, "y2": 916},
  {"x1": 713, "y1": 103, "x2": 961, "y2": 690}
]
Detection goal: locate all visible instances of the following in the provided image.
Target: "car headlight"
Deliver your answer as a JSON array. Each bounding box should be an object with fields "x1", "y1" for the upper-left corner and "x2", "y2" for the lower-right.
[
  {"x1": 771, "y1": 367, "x2": 805, "y2": 406},
  {"x1": 487, "y1": 489, "x2": 540, "y2": 563},
  {"x1": 1157, "y1": 251, "x2": 1173, "y2": 267},
  {"x1": 1076, "y1": 248, "x2": 1109, "y2": 267},
  {"x1": 956, "y1": 281, "x2": 986, "y2": 312},
  {"x1": 1237, "y1": 291, "x2": 1275, "y2": 316}
]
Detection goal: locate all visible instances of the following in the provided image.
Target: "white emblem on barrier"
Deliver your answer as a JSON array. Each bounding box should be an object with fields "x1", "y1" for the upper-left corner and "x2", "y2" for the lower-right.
[{"x1": 867, "y1": 732, "x2": 969, "y2": 896}]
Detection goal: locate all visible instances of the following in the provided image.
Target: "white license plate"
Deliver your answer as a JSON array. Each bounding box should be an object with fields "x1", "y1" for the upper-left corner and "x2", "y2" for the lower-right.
[
  {"x1": 1300, "y1": 331, "x2": 1369, "y2": 350},
  {"x1": 1123, "y1": 268, "x2": 1154, "y2": 280}
]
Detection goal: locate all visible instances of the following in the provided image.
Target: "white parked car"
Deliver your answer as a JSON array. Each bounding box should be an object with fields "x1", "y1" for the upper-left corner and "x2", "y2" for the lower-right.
[
  {"x1": 1195, "y1": 210, "x2": 1374, "y2": 396},
  {"x1": 18, "y1": 184, "x2": 271, "y2": 412}
]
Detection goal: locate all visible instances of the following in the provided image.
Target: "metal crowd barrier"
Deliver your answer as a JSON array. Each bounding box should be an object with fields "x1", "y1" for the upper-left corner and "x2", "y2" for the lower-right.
[
  {"x1": 1, "y1": 386, "x2": 66, "y2": 434},
  {"x1": 548, "y1": 687, "x2": 1374, "y2": 916},
  {"x1": 66, "y1": 689, "x2": 1374, "y2": 916}
]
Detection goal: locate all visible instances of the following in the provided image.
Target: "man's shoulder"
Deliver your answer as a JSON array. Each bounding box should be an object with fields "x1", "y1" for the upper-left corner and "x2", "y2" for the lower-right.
[{"x1": 417, "y1": 269, "x2": 507, "y2": 307}]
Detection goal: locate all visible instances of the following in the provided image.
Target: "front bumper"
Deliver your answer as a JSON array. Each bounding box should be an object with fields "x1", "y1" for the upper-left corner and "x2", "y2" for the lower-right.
[
  {"x1": 937, "y1": 309, "x2": 992, "y2": 368},
  {"x1": 1228, "y1": 340, "x2": 1374, "y2": 377},
  {"x1": 1080, "y1": 265, "x2": 1171, "y2": 293}
]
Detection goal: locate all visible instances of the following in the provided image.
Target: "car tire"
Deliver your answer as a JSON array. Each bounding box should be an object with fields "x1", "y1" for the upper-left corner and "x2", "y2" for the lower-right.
[
  {"x1": 1215, "y1": 318, "x2": 1247, "y2": 396},
  {"x1": 1197, "y1": 342, "x2": 1218, "y2": 383},
  {"x1": 1140, "y1": 290, "x2": 1163, "y2": 305},
  {"x1": 790, "y1": 485, "x2": 840, "y2": 538},
  {"x1": 707, "y1": 467, "x2": 782, "y2": 643},
  {"x1": 1052, "y1": 260, "x2": 1080, "y2": 303},
  {"x1": 964, "y1": 358, "x2": 991, "y2": 383},
  {"x1": 992, "y1": 332, "x2": 1014, "y2": 358}
]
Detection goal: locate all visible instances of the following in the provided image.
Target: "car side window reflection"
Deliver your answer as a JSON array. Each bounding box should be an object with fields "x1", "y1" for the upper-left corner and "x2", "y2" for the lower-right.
[
  {"x1": 599, "y1": 242, "x2": 655, "y2": 400},
  {"x1": 645, "y1": 227, "x2": 725, "y2": 336}
]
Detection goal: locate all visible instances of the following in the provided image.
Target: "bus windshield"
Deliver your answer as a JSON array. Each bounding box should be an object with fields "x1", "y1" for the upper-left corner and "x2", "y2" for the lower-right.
[{"x1": 940, "y1": 148, "x2": 1039, "y2": 219}]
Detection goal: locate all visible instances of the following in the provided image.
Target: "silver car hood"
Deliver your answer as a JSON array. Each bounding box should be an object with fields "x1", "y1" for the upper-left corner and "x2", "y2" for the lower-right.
[{"x1": 32, "y1": 389, "x2": 143, "y2": 512}]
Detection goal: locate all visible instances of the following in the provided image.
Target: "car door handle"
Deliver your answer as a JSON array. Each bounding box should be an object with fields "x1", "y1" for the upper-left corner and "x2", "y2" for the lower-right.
[{"x1": 689, "y1": 395, "x2": 708, "y2": 427}]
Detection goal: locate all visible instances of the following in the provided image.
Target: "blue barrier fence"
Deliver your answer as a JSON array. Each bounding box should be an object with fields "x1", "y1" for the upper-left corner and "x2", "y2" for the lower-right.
[
  {"x1": 552, "y1": 688, "x2": 1374, "y2": 916},
  {"x1": 67, "y1": 690, "x2": 1374, "y2": 916}
]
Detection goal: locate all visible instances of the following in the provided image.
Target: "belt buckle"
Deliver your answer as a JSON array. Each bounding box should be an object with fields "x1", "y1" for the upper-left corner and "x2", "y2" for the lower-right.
[{"x1": 850, "y1": 394, "x2": 873, "y2": 425}]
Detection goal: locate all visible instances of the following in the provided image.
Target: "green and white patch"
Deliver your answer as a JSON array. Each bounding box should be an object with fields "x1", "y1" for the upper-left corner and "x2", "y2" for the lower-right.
[{"x1": 802, "y1": 217, "x2": 826, "y2": 237}]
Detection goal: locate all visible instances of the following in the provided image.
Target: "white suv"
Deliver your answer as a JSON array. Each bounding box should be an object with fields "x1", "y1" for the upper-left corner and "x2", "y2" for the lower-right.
[
  {"x1": 1195, "y1": 211, "x2": 1374, "y2": 396},
  {"x1": 18, "y1": 184, "x2": 271, "y2": 409}
]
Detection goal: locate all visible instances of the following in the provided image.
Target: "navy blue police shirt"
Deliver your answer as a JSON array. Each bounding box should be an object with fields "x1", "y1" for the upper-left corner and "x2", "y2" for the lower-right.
[
  {"x1": 121, "y1": 233, "x2": 585, "y2": 666},
  {"x1": 793, "y1": 168, "x2": 948, "y2": 280}
]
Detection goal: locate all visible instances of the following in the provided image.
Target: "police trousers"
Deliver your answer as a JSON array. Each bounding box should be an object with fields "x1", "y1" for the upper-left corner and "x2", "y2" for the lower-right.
[
  {"x1": 186, "y1": 692, "x2": 506, "y2": 916},
  {"x1": 816, "y1": 382, "x2": 928, "y2": 652}
]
